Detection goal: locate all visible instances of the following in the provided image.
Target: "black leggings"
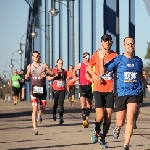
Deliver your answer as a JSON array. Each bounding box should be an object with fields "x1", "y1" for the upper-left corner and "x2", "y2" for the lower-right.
[{"x1": 53, "y1": 90, "x2": 65, "y2": 118}]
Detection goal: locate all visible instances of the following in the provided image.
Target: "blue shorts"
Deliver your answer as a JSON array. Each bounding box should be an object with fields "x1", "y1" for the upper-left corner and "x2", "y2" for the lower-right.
[{"x1": 21, "y1": 84, "x2": 26, "y2": 89}]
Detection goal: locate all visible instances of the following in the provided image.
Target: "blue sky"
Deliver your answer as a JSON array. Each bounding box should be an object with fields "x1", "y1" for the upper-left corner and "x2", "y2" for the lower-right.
[{"x1": 0, "y1": 0, "x2": 150, "y2": 79}]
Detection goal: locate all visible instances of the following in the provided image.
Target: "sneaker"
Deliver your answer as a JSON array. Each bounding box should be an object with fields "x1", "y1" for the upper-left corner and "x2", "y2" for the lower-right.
[
  {"x1": 93, "y1": 126, "x2": 102, "y2": 137},
  {"x1": 59, "y1": 118, "x2": 64, "y2": 125},
  {"x1": 134, "y1": 122, "x2": 137, "y2": 129},
  {"x1": 113, "y1": 127, "x2": 120, "y2": 139},
  {"x1": 33, "y1": 128, "x2": 38, "y2": 135},
  {"x1": 124, "y1": 144, "x2": 129, "y2": 150},
  {"x1": 82, "y1": 120, "x2": 89, "y2": 128},
  {"x1": 91, "y1": 134, "x2": 98, "y2": 143},
  {"x1": 53, "y1": 115, "x2": 56, "y2": 121},
  {"x1": 100, "y1": 140, "x2": 108, "y2": 149}
]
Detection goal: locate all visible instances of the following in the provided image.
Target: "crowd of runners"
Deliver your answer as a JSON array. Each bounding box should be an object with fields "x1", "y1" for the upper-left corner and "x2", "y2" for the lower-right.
[{"x1": 9, "y1": 34, "x2": 150, "y2": 150}]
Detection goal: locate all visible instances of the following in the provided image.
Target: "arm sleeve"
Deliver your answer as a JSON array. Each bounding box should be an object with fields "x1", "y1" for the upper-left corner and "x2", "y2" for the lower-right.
[{"x1": 105, "y1": 55, "x2": 120, "y2": 72}]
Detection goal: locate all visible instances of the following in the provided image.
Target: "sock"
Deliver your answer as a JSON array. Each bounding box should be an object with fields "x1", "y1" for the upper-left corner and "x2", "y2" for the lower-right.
[
  {"x1": 101, "y1": 122, "x2": 111, "y2": 141},
  {"x1": 82, "y1": 108, "x2": 86, "y2": 120}
]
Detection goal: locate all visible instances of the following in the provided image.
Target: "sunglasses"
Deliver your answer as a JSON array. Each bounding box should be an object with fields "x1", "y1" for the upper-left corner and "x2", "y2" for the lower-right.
[{"x1": 32, "y1": 55, "x2": 40, "y2": 57}]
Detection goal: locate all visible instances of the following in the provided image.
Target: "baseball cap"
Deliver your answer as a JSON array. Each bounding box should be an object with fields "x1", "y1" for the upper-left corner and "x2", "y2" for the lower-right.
[{"x1": 101, "y1": 34, "x2": 112, "y2": 42}]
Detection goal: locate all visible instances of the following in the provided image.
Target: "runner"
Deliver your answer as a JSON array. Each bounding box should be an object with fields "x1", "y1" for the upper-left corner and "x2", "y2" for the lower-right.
[
  {"x1": 73, "y1": 52, "x2": 93, "y2": 128},
  {"x1": 67, "y1": 65, "x2": 76, "y2": 106},
  {"x1": 19, "y1": 69, "x2": 26, "y2": 101},
  {"x1": 48, "y1": 58, "x2": 67, "y2": 124},
  {"x1": 9, "y1": 69, "x2": 22, "y2": 105},
  {"x1": 87, "y1": 34, "x2": 117, "y2": 148},
  {"x1": 99, "y1": 37, "x2": 150, "y2": 150},
  {"x1": 25, "y1": 51, "x2": 55, "y2": 135}
]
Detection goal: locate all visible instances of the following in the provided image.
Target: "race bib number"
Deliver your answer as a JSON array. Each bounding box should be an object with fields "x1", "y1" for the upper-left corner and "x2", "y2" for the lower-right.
[
  {"x1": 124, "y1": 72, "x2": 137, "y2": 82},
  {"x1": 57, "y1": 81, "x2": 64, "y2": 87},
  {"x1": 14, "y1": 81, "x2": 19, "y2": 85},
  {"x1": 33, "y1": 86, "x2": 43, "y2": 93},
  {"x1": 101, "y1": 72, "x2": 113, "y2": 80}
]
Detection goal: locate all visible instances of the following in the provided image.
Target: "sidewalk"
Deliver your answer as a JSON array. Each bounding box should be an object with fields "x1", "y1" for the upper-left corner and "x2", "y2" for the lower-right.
[{"x1": 0, "y1": 99, "x2": 150, "y2": 150}]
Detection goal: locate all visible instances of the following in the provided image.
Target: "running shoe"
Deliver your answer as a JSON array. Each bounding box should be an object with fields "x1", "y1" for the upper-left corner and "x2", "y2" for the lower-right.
[
  {"x1": 113, "y1": 127, "x2": 121, "y2": 139},
  {"x1": 124, "y1": 144, "x2": 129, "y2": 150},
  {"x1": 93, "y1": 126, "x2": 103, "y2": 137},
  {"x1": 33, "y1": 128, "x2": 38, "y2": 135},
  {"x1": 82, "y1": 120, "x2": 89, "y2": 128},
  {"x1": 53, "y1": 115, "x2": 56, "y2": 121},
  {"x1": 59, "y1": 118, "x2": 64, "y2": 124},
  {"x1": 99, "y1": 140, "x2": 108, "y2": 149},
  {"x1": 91, "y1": 133, "x2": 98, "y2": 143}
]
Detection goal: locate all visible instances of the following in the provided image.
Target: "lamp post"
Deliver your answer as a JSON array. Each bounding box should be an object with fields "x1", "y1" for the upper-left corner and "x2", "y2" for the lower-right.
[{"x1": 49, "y1": 0, "x2": 75, "y2": 66}]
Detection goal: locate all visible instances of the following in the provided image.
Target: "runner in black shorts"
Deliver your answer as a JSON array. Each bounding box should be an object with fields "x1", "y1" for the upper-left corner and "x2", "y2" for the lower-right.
[
  {"x1": 73, "y1": 52, "x2": 93, "y2": 128},
  {"x1": 88, "y1": 34, "x2": 117, "y2": 148}
]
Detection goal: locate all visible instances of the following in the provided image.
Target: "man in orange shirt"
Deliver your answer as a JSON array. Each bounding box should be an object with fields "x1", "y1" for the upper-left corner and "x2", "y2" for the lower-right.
[
  {"x1": 67, "y1": 65, "x2": 76, "y2": 106},
  {"x1": 87, "y1": 34, "x2": 117, "y2": 148}
]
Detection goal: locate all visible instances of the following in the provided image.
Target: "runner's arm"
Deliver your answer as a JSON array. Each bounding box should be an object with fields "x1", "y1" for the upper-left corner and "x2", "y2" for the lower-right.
[
  {"x1": 25, "y1": 64, "x2": 31, "y2": 79},
  {"x1": 44, "y1": 64, "x2": 55, "y2": 76},
  {"x1": 73, "y1": 63, "x2": 81, "y2": 78}
]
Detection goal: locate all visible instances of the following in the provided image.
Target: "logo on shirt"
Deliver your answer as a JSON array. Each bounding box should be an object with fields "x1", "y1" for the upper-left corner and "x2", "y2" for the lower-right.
[
  {"x1": 127, "y1": 64, "x2": 134, "y2": 67},
  {"x1": 124, "y1": 72, "x2": 137, "y2": 82}
]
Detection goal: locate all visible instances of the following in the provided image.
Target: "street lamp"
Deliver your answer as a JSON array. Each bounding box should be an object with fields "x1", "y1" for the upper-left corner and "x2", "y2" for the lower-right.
[{"x1": 49, "y1": 0, "x2": 75, "y2": 66}]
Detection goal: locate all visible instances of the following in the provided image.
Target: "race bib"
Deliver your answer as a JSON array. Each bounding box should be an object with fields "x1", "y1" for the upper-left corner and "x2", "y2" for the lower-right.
[
  {"x1": 14, "y1": 81, "x2": 19, "y2": 85},
  {"x1": 33, "y1": 86, "x2": 43, "y2": 93},
  {"x1": 101, "y1": 72, "x2": 113, "y2": 80},
  {"x1": 57, "y1": 81, "x2": 64, "y2": 87},
  {"x1": 124, "y1": 72, "x2": 137, "y2": 82}
]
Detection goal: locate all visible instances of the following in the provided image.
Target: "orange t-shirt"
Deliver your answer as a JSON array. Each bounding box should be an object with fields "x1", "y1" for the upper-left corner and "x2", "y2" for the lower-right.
[
  {"x1": 89, "y1": 50, "x2": 118, "y2": 92},
  {"x1": 67, "y1": 71, "x2": 75, "y2": 86}
]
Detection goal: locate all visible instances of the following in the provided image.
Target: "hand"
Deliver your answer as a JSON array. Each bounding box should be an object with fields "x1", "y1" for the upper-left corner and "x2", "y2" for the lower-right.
[
  {"x1": 41, "y1": 72, "x2": 46, "y2": 78},
  {"x1": 25, "y1": 73, "x2": 30, "y2": 80},
  {"x1": 92, "y1": 74, "x2": 103, "y2": 84},
  {"x1": 74, "y1": 77, "x2": 79, "y2": 81},
  {"x1": 147, "y1": 85, "x2": 150, "y2": 92},
  {"x1": 98, "y1": 49, "x2": 106, "y2": 60}
]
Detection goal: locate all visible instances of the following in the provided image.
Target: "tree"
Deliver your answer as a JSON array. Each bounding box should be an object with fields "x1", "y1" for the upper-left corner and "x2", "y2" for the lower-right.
[{"x1": 144, "y1": 42, "x2": 150, "y2": 77}]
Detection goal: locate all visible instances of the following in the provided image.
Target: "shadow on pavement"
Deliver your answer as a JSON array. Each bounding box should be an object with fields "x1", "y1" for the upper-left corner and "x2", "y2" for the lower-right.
[{"x1": 7, "y1": 142, "x2": 94, "y2": 150}]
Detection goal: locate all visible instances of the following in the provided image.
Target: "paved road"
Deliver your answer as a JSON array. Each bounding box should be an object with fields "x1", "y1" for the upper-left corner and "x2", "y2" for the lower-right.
[{"x1": 0, "y1": 99, "x2": 150, "y2": 150}]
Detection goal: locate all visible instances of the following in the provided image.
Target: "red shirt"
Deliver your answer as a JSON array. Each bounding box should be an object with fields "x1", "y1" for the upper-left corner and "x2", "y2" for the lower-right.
[
  {"x1": 52, "y1": 68, "x2": 67, "y2": 90},
  {"x1": 80, "y1": 62, "x2": 91, "y2": 85}
]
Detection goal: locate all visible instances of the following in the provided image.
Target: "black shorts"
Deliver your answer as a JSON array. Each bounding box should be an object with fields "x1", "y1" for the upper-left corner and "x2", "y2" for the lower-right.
[
  {"x1": 79, "y1": 85, "x2": 93, "y2": 99},
  {"x1": 12, "y1": 86, "x2": 20, "y2": 96},
  {"x1": 32, "y1": 86, "x2": 47, "y2": 100},
  {"x1": 68, "y1": 85, "x2": 75, "y2": 97},
  {"x1": 115, "y1": 95, "x2": 139, "y2": 112},
  {"x1": 94, "y1": 91, "x2": 114, "y2": 109},
  {"x1": 138, "y1": 91, "x2": 143, "y2": 103}
]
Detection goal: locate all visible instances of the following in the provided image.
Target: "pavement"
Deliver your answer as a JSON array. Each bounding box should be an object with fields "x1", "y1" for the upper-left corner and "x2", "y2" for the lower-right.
[{"x1": 0, "y1": 98, "x2": 150, "y2": 150}]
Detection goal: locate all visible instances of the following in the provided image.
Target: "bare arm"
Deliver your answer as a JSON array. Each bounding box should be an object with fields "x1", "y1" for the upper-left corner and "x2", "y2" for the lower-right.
[
  {"x1": 9, "y1": 79, "x2": 12, "y2": 87},
  {"x1": 73, "y1": 63, "x2": 81, "y2": 77},
  {"x1": 25, "y1": 64, "x2": 31, "y2": 79},
  {"x1": 44, "y1": 63, "x2": 55, "y2": 76},
  {"x1": 85, "y1": 73, "x2": 92, "y2": 82},
  {"x1": 138, "y1": 74, "x2": 148, "y2": 86}
]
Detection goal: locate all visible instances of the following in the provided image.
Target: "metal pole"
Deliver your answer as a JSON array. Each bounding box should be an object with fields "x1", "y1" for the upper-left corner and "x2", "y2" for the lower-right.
[
  {"x1": 72, "y1": 1, "x2": 75, "y2": 66},
  {"x1": 20, "y1": 43, "x2": 22, "y2": 70},
  {"x1": 47, "y1": 12, "x2": 50, "y2": 100},
  {"x1": 116, "y1": 0, "x2": 119, "y2": 54}
]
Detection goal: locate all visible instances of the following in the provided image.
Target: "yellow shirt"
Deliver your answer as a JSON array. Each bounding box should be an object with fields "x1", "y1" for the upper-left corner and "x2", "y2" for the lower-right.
[{"x1": 91, "y1": 66, "x2": 95, "y2": 92}]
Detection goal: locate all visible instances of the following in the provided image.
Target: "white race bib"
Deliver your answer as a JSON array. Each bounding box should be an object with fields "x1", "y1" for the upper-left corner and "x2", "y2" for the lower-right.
[
  {"x1": 14, "y1": 81, "x2": 19, "y2": 85},
  {"x1": 33, "y1": 86, "x2": 43, "y2": 93},
  {"x1": 124, "y1": 72, "x2": 137, "y2": 82},
  {"x1": 57, "y1": 81, "x2": 64, "y2": 87},
  {"x1": 101, "y1": 71, "x2": 113, "y2": 80}
]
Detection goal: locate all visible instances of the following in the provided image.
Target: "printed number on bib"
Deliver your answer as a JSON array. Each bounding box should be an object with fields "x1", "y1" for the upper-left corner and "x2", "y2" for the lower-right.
[
  {"x1": 57, "y1": 81, "x2": 64, "y2": 87},
  {"x1": 33, "y1": 86, "x2": 43, "y2": 93},
  {"x1": 14, "y1": 81, "x2": 19, "y2": 85},
  {"x1": 124, "y1": 72, "x2": 137, "y2": 82},
  {"x1": 101, "y1": 71, "x2": 113, "y2": 80}
]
